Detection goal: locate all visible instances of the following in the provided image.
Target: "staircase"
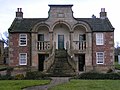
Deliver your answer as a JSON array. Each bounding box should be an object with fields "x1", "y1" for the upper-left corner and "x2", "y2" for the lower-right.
[{"x1": 47, "y1": 49, "x2": 75, "y2": 76}]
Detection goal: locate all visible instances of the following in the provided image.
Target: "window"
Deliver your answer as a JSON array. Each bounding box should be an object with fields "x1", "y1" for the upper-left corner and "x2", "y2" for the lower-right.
[
  {"x1": 96, "y1": 33, "x2": 104, "y2": 45},
  {"x1": 96, "y1": 52, "x2": 104, "y2": 64},
  {"x1": 79, "y1": 34, "x2": 86, "y2": 42},
  {"x1": 19, "y1": 53, "x2": 27, "y2": 65},
  {"x1": 38, "y1": 34, "x2": 44, "y2": 41},
  {"x1": 19, "y1": 34, "x2": 27, "y2": 46}
]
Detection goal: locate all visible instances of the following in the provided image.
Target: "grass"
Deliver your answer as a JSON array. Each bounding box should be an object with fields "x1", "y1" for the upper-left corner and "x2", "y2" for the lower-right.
[
  {"x1": 0, "y1": 80, "x2": 50, "y2": 90},
  {"x1": 50, "y1": 80, "x2": 120, "y2": 90}
]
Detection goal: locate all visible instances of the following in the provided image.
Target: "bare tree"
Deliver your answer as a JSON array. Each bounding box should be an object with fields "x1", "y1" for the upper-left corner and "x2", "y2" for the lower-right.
[{"x1": 0, "y1": 31, "x2": 9, "y2": 47}]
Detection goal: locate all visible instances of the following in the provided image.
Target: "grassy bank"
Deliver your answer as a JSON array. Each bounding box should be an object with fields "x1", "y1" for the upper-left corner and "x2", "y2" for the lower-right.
[
  {"x1": 0, "y1": 80, "x2": 50, "y2": 90},
  {"x1": 50, "y1": 80, "x2": 120, "y2": 90}
]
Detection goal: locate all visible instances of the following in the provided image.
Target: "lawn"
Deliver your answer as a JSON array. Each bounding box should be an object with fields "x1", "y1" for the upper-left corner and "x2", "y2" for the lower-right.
[
  {"x1": 0, "y1": 80, "x2": 50, "y2": 90},
  {"x1": 50, "y1": 80, "x2": 120, "y2": 90}
]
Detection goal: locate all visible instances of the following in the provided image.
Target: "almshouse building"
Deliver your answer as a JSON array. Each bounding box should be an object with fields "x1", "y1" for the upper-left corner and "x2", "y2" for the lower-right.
[{"x1": 8, "y1": 5, "x2": 114, "y2": 75}]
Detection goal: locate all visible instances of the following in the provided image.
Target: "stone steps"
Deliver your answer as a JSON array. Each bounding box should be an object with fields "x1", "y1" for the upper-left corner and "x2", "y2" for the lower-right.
[{"x1": 47, "y1": 49, "x2": 75, "y2": 76}]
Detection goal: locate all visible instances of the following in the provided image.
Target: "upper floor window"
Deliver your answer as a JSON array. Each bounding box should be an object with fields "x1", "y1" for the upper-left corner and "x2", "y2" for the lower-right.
[
  {"x1": 19, "y1": 53, "x2": 27, "y2": 65},
  {"x1": 38, "y1": 34, "x2": 44, "y2": 41},
  {"x1": 19, "y1": 34, "x2": 27, "y2": 46},
  {"x1": 96, "y1": 33, "x2": 104, "y2": 45},
  {"x1": 79, "y1": 34, "x2": 86, "y2": 42},
  {"x1": 96, "y1": 52, "x2": 104, "y2": 64}
]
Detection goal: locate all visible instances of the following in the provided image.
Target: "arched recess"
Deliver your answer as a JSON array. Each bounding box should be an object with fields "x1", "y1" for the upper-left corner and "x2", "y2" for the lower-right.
[
  {"x1": 51, "y1": 21, "x2": 71, "y2": 32},
  {"x1": 72, "y1": 22, "x2": 92, "y2": 47},
  {"x1": 31, "y1": 22, "x2": 51, "y2": 70},
  {"x1": 32, "y1": 22, "x2": 50, "y2": 32},
  {"x1": 52, "y1": 21, "x2": 71, "y2": 49},
  {"x1": 72, "y1": 22, "x2": 91, "y2": 33},
  {"x1": 72, "y1": 22, "x2": 92, "y2": 72},
  {"x1": 32, "y1": 22, "x2": 50, "y2": 42}
]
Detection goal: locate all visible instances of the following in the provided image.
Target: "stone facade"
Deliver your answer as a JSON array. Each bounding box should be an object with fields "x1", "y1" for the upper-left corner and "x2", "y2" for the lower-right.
[{"x1": 8, "y1": 5, "x2": 114, "y2": 73}]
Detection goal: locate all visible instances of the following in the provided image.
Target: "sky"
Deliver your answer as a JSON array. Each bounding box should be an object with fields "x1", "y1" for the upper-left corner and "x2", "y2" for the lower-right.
[{"x1": 0, "y1": 0, "x2": 119, "y2": 46}]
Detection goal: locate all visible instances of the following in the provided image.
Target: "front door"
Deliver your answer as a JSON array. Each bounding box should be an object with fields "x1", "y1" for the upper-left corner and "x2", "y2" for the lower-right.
[
  {"x1": 78, "y1": 54, "x2": 85, "y2": 71},
  {"x1": 38, "y1": 54, "x2": 45, "y2": 71},
  {"x1": 58, "y1": 35, "x2": 64, "y2": 49}
]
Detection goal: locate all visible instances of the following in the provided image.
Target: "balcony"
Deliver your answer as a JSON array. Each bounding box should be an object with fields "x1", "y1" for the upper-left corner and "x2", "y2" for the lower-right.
[
  {"x1": 37, "y1": 41, "x2": 50, "y2": 51},
  {"x1": 73, "y1": 41, "x2": 86, "y2": 51}
]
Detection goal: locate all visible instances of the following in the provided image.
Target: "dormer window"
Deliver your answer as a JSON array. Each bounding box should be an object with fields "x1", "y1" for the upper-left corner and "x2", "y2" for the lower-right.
[{"x1": 19, "y1": 34, "x2": 27, "y2": 46}]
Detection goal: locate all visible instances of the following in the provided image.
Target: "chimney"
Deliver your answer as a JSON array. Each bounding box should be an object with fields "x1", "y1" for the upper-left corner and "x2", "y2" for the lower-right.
[
  {"x1": 16, "y1": 8, "x2": 23, "y2": 19},
  {"x1": 100, "y1": 8, "x2": 107, "y2": 19}
]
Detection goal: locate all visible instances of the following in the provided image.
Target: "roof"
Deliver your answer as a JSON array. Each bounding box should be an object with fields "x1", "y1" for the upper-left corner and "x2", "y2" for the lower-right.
[
  {"x1": 9, "y1": 17, "x2": 114, "y2": 33},
  {"x1": 9, "y1": 18, "x2": 47, "y2": 32},
  {"x1": 75, "y1": 18, "x2": 114, "y2": 32}
]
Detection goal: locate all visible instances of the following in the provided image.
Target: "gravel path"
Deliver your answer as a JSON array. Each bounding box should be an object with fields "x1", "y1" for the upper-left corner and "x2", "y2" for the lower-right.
[{"x1": 23, "y1": 77, "x2": 70, "y2": 90}]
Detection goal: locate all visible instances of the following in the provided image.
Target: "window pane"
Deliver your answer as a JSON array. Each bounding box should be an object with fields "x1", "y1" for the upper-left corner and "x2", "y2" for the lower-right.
[
  {"x1": 96, "y1": 33, "x2": 104, "y2": 45},
  {"x1": 96, "y1": 52, "x2": 104, "y2": 64},
  {"x1": 19, "y1": 34, "x2": 27, "y2": 46},
  {"x1": 19, "y1": 53, "x2": 27, "y2": 65}
]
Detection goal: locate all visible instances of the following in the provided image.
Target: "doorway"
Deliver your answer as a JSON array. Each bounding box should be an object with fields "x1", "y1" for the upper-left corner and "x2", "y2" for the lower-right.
[
  {"x1": 58, "y1": 35, "x2": 64, "y2": 49},
  {"x1": 78, "y1": 54, "x2": 85, "y2": 71},
  {"x1": 38, "y1": 54, "x2": 45, "y2": 71}
]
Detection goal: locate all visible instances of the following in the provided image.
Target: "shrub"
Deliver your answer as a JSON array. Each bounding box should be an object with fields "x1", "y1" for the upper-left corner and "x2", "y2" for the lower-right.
[
  {"x1": 76, "y1": 72, "x2": 120, "y2": 80},
  {"x1": 0, "y1": 67, "x2": 7, "y2": 71},
  {"x1": 14, "y1": 74, "x2": 25, "y2": 80},
  {"x1": 6, "y1": 67, "x2": 14, "y2": 76},
  {"x1": 25, "y1": 71, "x2": 46, "y2": 80},
  {"x1": 0, "y1": 75, "x2": 14, "y2": 80}
]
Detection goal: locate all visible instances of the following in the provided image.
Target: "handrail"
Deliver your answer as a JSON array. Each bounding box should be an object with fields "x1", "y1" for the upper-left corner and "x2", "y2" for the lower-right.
[
  {"x1": 43, "y1": 42, "x2": 56, "y2": 72},
  {"x1": 66, "y1": 41, "x2": 77, "y2": 71}
]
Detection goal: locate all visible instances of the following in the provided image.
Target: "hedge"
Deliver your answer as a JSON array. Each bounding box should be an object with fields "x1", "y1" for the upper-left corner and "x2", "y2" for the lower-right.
[{"x1": 76, "y1": 72, "x2": 120, "y2": 80}]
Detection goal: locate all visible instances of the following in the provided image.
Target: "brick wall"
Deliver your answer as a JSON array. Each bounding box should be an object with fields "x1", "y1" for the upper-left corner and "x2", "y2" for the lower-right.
[
  {"x1": 9, "y1": 33, "x2": 31, "y2": 66},
  {"x1": 92, "y1": 32, "x2": 114, "y2": 71}
]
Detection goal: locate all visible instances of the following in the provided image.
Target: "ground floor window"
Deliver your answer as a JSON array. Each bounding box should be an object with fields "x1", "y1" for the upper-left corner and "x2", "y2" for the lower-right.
[
  {"x1": 96, "y1": 52, "x2": 104, "y2": 64},
  {"x1": 19, "y1": 53, "x2": 27, "y2": 65}
]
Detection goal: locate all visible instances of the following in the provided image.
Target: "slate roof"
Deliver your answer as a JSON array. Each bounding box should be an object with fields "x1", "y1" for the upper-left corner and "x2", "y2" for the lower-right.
[
  {"x1": 9, "y1": 18, "x2": 47, "y2": 32},
  {"x1": 76, "y1": 18, "x2": 114, "y2": 32},
  {"x1": 9, "y1": 17, "x2": 114, "y2": 32}
]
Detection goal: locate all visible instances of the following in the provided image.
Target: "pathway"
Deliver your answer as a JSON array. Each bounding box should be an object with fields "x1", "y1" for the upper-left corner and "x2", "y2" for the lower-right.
[{"x1": 23, "y1": 77, "x2": 70, "y2": 90}]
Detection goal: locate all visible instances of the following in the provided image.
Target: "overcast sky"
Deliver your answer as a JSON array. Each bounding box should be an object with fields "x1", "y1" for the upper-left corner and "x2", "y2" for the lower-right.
[{"x1": 0, "y1": 0, "x2": 119, "y2": 46}]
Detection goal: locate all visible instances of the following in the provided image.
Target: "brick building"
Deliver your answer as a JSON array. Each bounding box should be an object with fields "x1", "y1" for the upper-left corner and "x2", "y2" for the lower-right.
[{"x1": 8, "y1": 5, "x2": 114, "y2": 75}]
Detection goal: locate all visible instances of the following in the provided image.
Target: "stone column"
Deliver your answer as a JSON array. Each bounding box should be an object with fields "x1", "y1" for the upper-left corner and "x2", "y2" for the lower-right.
[
  {"x1": 31, "y1": 32, "x2": 38, "y2": 70},
  {"x1": 85, "y1": 32, "x2": 93, "y2": 71},
  {"x1": 70, "y1": 31, "x2": 74, "y2": 51},
  {"x1": 49, "y1": 32, "x2": 53, "y2": 51}
]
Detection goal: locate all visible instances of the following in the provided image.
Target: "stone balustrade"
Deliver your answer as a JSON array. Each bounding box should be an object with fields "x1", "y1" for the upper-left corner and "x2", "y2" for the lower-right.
[{"x1": 37, "y1": 41, "x2": 50, "y2": 51}]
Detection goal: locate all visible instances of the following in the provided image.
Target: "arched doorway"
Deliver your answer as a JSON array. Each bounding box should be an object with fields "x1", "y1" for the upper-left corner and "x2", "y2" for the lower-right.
[{"x1": 53, "y1": 23, "x2": 70, "y2": 49}]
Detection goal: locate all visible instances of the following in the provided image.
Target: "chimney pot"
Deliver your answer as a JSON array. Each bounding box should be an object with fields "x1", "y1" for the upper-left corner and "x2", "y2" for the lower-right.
[
  {"x1": 17, "y1": 8, "x2": 19, "y2": 12},
  {"x1": 100, "y1": 8, "x2": 107, "y2": 19},
  {"x1": 101, "y1": 8, "x2": 105, "y2": 12},
  {"x1": 16, "y1": 8, "x2": 23, "y2": 19},
  {"x1": 20, "y1": 8, "x2": 22, "y2": 12}
]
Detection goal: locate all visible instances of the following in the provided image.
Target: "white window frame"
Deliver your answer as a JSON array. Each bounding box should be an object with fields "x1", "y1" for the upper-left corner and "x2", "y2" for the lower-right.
[
  {"x1": 96, "y1": 33, "x2": 104, "y2": 45},
  {"x1": 19, "y1": 53, "x2": 27, "y2": 65},
  {"x1": 96, "y1": 52, "x2": 104, "y2": 64},
  {"x1": 19, "y1": 34, "x2": 27, "y2": 46}
]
